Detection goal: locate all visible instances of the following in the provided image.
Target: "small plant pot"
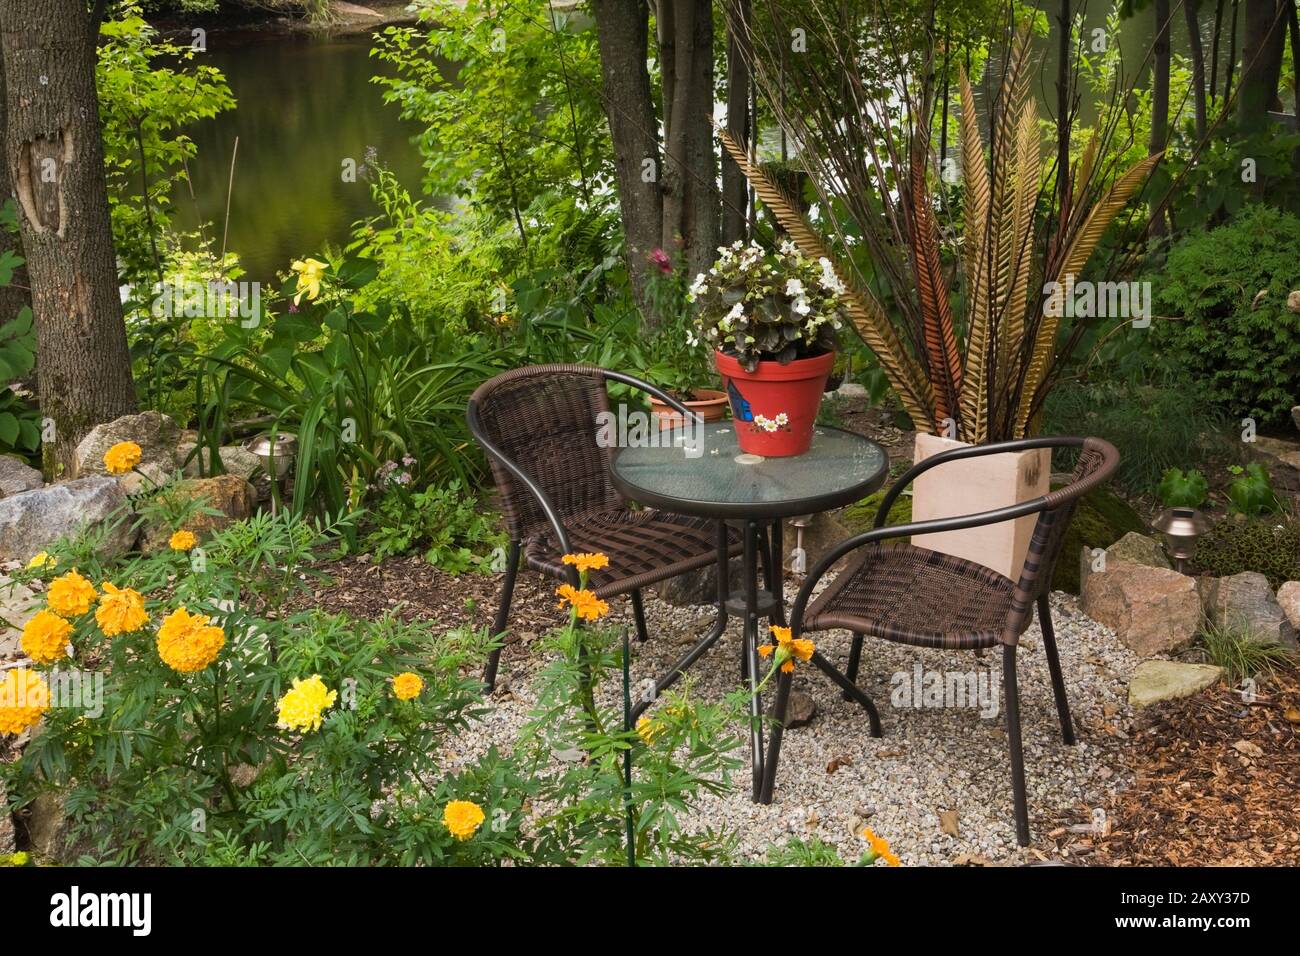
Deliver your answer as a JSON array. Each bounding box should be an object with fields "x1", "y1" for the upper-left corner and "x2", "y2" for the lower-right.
[
  {"x1": 649, "y1": 388, "x2": 729, "y2": 431},
  {"x1": 714, "y1": 349, "x2": 834, "y2": 457}
]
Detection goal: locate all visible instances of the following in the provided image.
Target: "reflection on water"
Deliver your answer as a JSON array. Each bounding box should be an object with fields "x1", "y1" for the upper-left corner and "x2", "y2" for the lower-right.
[{"x1": 173, "y1": 29, "x2": 430, "y2": 286}]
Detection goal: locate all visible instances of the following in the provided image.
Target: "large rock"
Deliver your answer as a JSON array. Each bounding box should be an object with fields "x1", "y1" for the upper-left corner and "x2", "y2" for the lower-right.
[
  {"x1": 1079, "y1": 531, "x2": 1170, "y2": 594},
  {"x1": 175, "y1": 442, "x2": 263, "y2": 482},
  {"x1": 1080, "y1": 559, "x2": 1201, "y2": 656},
  {"x1": 139, "y1": 474, "x2": 256, "y2": 552},
  {"x1": 0, "y1": 457, "x2": 42, "y2": 498},
  {"x1": 656, "y1": 558, "x2": 745, "y2": 607},
  {"x1": 1200, "y1": 571, "x2": 1298, "y2": 648},
  {"x1": 0, "y1": 477, "x2": 135, "y2": 563},
  {"x1": 25, "y1": 791, "x2": 69, "y2": 862},
  {"x1": 0, "y1": 779, "x2": 13, "y2": 855},
  {"x1": 1278, "y1": 581, "x2": 1300, "y2": 633},
  {"x1": 75, "y1": 410, "x2": 180, "y2": 478},
  {"x1": 1128, "y1": 660, "x2": 1224, "y2": 708}
]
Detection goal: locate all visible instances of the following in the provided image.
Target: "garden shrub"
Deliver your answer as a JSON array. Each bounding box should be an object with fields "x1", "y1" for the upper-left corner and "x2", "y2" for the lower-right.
[
  {"x1": 362, "y1": 479, "x2": 506, "y2": 572},
  {"x1": 1148, "y1": 204, "x2": 1300, "y2": 427},
  {"x1": 1194, "y1": 518, "x2": 1300, "y2": 590}
]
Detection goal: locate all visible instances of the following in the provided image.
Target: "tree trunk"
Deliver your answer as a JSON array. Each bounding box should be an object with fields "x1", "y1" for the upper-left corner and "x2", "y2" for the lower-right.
[
  {"x1": 1149, "y1": 0, "x2": 1172, "y2": 234},
  {"x1": 680, "y1": 0, "x2": 718, "y2": 282},
  {"x1": 1185, "y1": 0, "x2": 1209, "y2": 141},
  {"x1": 721, "y1": 0, "x2": 751, "y2": 247},
  {"x1": 0, "y1": 0, "x2": 136, "y2": 477},
  {"x1": 591, "y1": 0, "x2": 665, "y2": 326},
  {"x1": 0, "y1": 52, "x2": 30, "y2": 326},
  {"x1": 1237, "y1": 0, "x2": 1287, "y2": 131},
  {"x1": 1056, "y1": 0, "x2": 1072, "y2": 215},
  {"x1": 1225, "y1": 0, "x2": 1240, "y2": 101}
]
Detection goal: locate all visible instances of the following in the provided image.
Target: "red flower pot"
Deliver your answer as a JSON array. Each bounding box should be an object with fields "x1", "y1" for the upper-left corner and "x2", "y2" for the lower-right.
[{"x1": 714, "y1": 349, "x2": 834, "y2": 457}]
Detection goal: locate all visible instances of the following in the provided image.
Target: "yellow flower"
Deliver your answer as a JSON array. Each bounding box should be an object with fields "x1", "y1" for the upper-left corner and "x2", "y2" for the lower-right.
[
  {"x1": 169, "y1": 529, "x2": 198, "y2": 552},
  {"x1": 95, "y1": 583, "x2": 149, "y2": 636},
  {"x1": 47, "y1": 570, "x2": 97, "y2": 617},
  {"x1": 862, "y1": 827, "x2": 900, "y2": 866},
  {"x1": 561, "y1": 552, "x2": 610, "y2": 574},
  {"x1": 556, "y1": 584, "x2": 609, "y2": 622},
  {"x1": 103, "y1": 441, "x2": 142, "y2": 475},
  {"x1": 392, "y1": 671, "x2": 424, "y2": 701},
  {"x1": 20, "y1": 609, "x2": 72, "y2": 664},
  {"x1": 156, "y1": 606, "x2": 226, "y2": 673},
  {"x1": 26, "y1": 551, "x2": 54, "y2": 571},
  {"x1": 0, "y1": 668, "x2": 50, "y2": 736},
  {"x1": 291, "y1": 257, "x2": 327, "y2": 304},
  {"x1": 277, "y1": 674, "x2": 337, "y2": 733},
  {"x1": 636, "y1": 716, "x2": 663, "y2": 745},
  {"x1": 758, "y1": 625, "x2": 815, "y2": 673},
  {"x1": 443, "y1": 800, "x2": 485, "y2": 841}
]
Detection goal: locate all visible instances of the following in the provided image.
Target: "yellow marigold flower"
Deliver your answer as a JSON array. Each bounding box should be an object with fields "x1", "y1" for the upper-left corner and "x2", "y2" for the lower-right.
[
  {"x1": 26, "y1": 551, "x2": 54, "y2": 571},
  {"x1": 291, "y1": 257, "x2": 327, "y2": 304},
  {"x1": 156, "y1": 606, "x2": 226, "y2": 673},
  {"x1": 169, "y1": 529, "x2": 198, "y2": 552},
  {"x1": 862, "y1": 827, "x2": 901, "y2": 866},
  {"x1": 103, "y1": 441, "x2": 142, "y2": 476},
  {"x1": 277, "y1": 674, "x2": 337, "y2": 733},
  {"x1": 561, "y1": 552, "x2": 610, "y2": 574},
  {"x1": 20, "y1": 609, "x2": 71, "y2": 664},
  {"x1": 95, "y1": 583, "x2": 149, "y2": 637},
  {"x1": 0, "y1": 668, "x2": 50, "y2": 736},
  {"x1": 758, "y1": 625, "x2": 815, "y2": 673},
  {"x1": 443, "y1": 800, "x2": 485, "y2": 841},
  {"x1": 47, "y1": 570, "x2": 97, "y2": 617},
  {"x1": 556, "y1": 584, "x2": 609, "y2": 622},
  {"x1": 392, "y1": 671, "x2": 424, "y2": 701},
  {"x1": 635, "y1": 716, "x2": 663, "y2": 745}
]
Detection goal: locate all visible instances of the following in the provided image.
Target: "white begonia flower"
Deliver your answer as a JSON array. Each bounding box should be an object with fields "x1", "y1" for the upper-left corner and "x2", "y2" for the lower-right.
[
  {"x1": 793, "y1": 296, "x2": 811, "y2": 316},
  {"x1": 785, "y1": 278, "x2": 805, "y2": 297},
  {"x1": 817, "y1": 257, "x2": 846, "y2": 294},
  {"x1": 689, "y1": 273, "x2": 708, "y2": 297},
  {"x1": 726, "y1": 301, "x2": 745, "y2": 322}
]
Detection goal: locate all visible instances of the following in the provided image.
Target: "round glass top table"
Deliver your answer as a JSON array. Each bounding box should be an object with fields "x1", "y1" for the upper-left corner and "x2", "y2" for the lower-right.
[{"x1": 610, "y1": 422, "x2": 888, "y2": 799}]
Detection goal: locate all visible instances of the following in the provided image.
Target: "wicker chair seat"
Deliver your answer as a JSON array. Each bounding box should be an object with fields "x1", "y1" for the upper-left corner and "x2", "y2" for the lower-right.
[
  {"x1": 804, "y1": 542, "x2": 1015, "y2": 649},
  {"x1": 525, "y1": 508, "x2": 743, "y2": 598}
]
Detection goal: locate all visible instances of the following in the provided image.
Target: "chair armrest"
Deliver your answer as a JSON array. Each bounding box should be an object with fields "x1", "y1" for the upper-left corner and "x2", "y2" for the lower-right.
[
  {"x1": 466, "y1": 397, "x2": 573, "y2": 556},
  {"x1": 603, "y1": 369, "x2": 700, "y2": 423},
  {"x1": 791, "y1": 493, "x2": 1052, "y2": 633},
  {"x1": 871, "y1": 436, "x2": 1084, "y2": 528}
]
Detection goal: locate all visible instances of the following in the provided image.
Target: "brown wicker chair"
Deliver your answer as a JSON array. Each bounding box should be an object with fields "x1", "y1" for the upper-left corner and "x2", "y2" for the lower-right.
[
  {"x1": 467, "y1": 364, "x2": 744, "y2": 689},
  {"x1": 760, "y1": 436, "x2": 1120, "y2": 846}
]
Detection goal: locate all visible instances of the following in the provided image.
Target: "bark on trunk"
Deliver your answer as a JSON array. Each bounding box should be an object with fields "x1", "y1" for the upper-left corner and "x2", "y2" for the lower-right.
[
  {"x1": 591, "y1": 0, "x2": 665, "y2": 325},
  {"x1": 1237, "y1": 0, "x2": 1288, "y2": 132},
  {"x1": 1149, "y1": 0, "x2": 1172, "y2": 234},
  {"x1": 0, "y1": 53, "x2": 30, "y2": 326},
  {"x1": 721, "y1": 0, "x2": 751, "y2": 247},
  {"x1": 680, "y1": 0, "x2": 718, "y2": 282},
  {"x1": 0, "y1": 0, "x2": 137, "y2": 476},
  {"x1": 1185, "y1": 0, "x2": 1209, "y2": 140}
]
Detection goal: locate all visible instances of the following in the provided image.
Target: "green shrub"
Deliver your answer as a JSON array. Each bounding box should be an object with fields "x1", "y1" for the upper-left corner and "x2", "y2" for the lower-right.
[
  {"x1": 1198, "y1": 620, "x2": 1296, "y2": 682},
  {"x1": 1194, "y1": 518, "x2": 1300, "y2": 590},
  {"x1": 1149, "y1": 204, "x2": 1300, "y2": 426},
  {"x1": 362, "y1": 479, "x2": 506, "y2": 571}
]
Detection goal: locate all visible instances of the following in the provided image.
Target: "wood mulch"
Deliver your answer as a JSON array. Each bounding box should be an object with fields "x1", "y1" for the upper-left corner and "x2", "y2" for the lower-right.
[{"x1": 1047, "y1": 669, "x2": 1300, "y2": 866}]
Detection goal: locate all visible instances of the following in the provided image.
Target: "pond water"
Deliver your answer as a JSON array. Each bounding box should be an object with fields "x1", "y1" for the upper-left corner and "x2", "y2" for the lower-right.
[
  {"x1": 172, "y1": 28, "x2": 431, "y2": 287},
  {"x1": 175, "y1": 11, "x2": 1224, "y2": 287}
]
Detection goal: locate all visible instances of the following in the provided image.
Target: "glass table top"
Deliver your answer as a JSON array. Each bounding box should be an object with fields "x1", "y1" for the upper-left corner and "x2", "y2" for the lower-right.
[{"x1": 610, "y1": 422, "x2": 888, "y2": 519}]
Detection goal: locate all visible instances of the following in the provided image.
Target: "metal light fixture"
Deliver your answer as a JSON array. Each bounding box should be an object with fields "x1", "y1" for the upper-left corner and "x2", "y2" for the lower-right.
[
  {"x1": 244, "y1": 431, "x2": 297, "y2": 514},
  {"x1": 1152, "y1": 506, "x2": 1210, "y2": 573}
]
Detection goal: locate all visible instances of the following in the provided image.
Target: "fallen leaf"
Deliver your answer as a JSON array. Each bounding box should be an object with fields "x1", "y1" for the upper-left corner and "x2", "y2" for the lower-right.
[
  {"x1": 939, "y1": 809, "x2": 960, "y2": 837},
  {"x1": 1284, "y1": 707, "x2": 1300, "y2": 724},
  {"x1": 826, "y1": 755, "x2": 853, "y2": 774},
  {"x1": 1232, "y1": 739, "x2": 1264, "y2": 759}
]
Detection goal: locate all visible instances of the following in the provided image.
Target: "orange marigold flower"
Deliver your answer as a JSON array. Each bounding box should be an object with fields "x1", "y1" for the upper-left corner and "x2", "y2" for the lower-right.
[
  {"x1": 46, "y1": 570, "x2": 97, "y2": 617},
  {"x1": 103, "y1": 441, "x2": 142, "y2": 475},
  {"x1": 95, "y1": 583, "x2": 149, "y2": 636},
  {"x1": 862, "y1": 827, "x2": 901, "y2": 866},
  {"x1": 556, "y1": 584, "x2": 609, "y2": 621},
  {"x1": 635, "y1": 716, "x2": 663, "y2": 745},
  {"x1": 758, "y1": 625, "x2": 815, "y2": 672},
  {"x1": 20, "y1": 610, "x2": 71, "y2": 664},
  {"x1": 443, "y1": 800, "x2": 485, "y2": 840},
  {"x1": 169, "y1": 530, "x2": 198, "y2": 552},
  {"x1": 156, "y1": 606, "x2": 226, "y2": 673},
  {"x1": 392, "y1": 672, "x2": 424, "y2": 701},
  {"x1": 0, "y1": 668, "x2": 50, "y2": 736},
  {"x1": 561, "y1": 552, "x2": 610, "y2": 574}
]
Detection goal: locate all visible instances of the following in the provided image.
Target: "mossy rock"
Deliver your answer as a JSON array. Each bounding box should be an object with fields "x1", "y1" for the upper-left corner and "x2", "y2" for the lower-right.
[
  {"x1": 1052, "y1": 485, "x2": 1147, "y2": 593},
  {"x1": 839, "y1": 484, "x2": 1144, "y2": 594}
]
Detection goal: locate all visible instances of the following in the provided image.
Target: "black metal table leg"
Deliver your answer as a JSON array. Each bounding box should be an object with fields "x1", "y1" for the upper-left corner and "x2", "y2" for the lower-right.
[{"x1": 743, "y1": 519, "x2": 765, "y2": 799}]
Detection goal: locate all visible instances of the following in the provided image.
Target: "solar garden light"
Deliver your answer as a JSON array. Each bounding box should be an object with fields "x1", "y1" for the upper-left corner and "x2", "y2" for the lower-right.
[
  {"x1": 1152, "y1": 506, "x2": 1210, "y2": 573},
  {"x1": 244, "y1": 431, "x2": 297, "y2": 515}
]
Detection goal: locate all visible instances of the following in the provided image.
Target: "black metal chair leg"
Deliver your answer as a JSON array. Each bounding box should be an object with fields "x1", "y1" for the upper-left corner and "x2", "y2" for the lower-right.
[
  {"x1": 811, "y1": 649, "x2": 882, "y2": 736},
  {"x1": 631, "y1": 588, "x2": 649, "y2": 643},
  {"x1": 843, "y1": 631, "x2": 864, "y2": 700},
  {"x1": 483, "y1": 539, "x2": 521, "y2": 692},
  {"x1": 1003, "y1": 643, "x2": 1031, "y2": 847},
  {"x1": 1037, "y1": 593, "x2": 1075, "y2": 745}
]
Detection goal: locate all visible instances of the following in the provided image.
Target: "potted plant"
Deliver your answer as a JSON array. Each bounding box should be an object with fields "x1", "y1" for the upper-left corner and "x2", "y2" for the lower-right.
[
  {"x1": 642, "y1": 249, "x2": 729, "y2": 430},
  {"x1": 688, "y1": 239, "x2": 845, "y2": 456}
]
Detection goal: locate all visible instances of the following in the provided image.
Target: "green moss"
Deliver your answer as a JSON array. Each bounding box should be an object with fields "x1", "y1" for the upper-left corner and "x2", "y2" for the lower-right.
[
  {"x1": 1052, "y1": 486, "x2": 1147, "y2": 593},
  {"x1": 1194, "y1": 519, "x2": 1300, "y2": 590},
  {"x1": 841, "y1": 489, "x2": 912, "y2": 536}
]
